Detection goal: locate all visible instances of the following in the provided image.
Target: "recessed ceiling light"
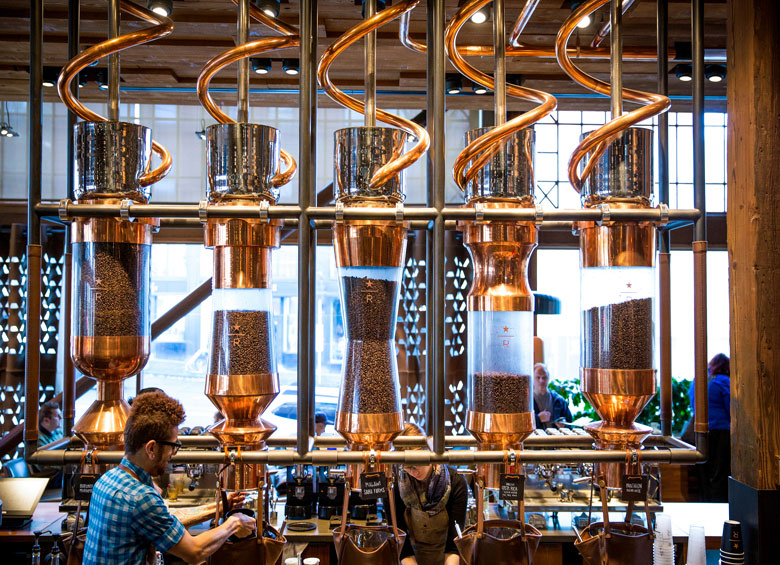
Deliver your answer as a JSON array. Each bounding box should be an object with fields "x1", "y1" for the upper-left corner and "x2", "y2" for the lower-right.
[
  {"x1": 282, "y1": 59, "x2": 300, "y2": 75},
  {"x1": 251, "y1": 58, "x2": 272, "y2": 75},
  {"x1": 147, "y1": 0, "x2": 173, "y2": 18}
]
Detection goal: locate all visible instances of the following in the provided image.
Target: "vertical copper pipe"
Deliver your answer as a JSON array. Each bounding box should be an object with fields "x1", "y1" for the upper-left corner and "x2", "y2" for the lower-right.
[
  {"x1": 24, "y1": 246, "x2": 42, "y2": 460},
  {"x1": 659, "y1": 252, "x2": 672, "y2": 436},
  {"x1": 609, "y1": 0, "x2": 623, "y2": 118},
  {"x1": 493, "y1": 0, "x2": 506, "y2": 127},
  {"x1": 364, "y1": 0, "x2": 377, "y2": 127},
  {"x1": 237, "y1": 0, "x2": 249, "y2": 123},
  {"x1": 508, "y1": 0, "x2": 540, "y2": 47},
  {"x1": 108, "y1": 0, "x2": 120, "y2": 121},
  {"x1": 693, "y1": 241, "x2": 708, "y2": 452}
]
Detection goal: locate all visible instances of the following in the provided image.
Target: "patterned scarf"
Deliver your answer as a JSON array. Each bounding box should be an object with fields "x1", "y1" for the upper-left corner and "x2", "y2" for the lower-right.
[{"x1": 399, "y1": 465, "x2": 451, "y2": 515}]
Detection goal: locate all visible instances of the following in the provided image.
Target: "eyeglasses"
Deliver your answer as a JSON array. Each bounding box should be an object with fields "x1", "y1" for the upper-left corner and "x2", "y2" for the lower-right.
[{"x1": 156, "y1": 439, "x2": 182, "y2": 455}]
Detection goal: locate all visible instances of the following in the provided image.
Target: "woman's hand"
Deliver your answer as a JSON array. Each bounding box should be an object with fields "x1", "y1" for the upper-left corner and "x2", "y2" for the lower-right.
[
  {"x1": 401, "y1": 557, "x2": 418, "y2": 565},
  {"x1": 226, "y1": 491, "x2": 248, "y2": 510},
  {"x1": 444, "y1": 554, "x2": 461, "y2": 565}
]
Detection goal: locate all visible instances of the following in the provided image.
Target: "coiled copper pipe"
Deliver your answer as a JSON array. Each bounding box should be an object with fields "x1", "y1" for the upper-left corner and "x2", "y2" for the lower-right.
[
  {"x1": 317, "y1": 0, "x2": 429, "y2": 189},
  {"x1": 56, "y1": 0, "x2": 173, "y2": 187},
  {"x1": 556, "y1": 0, "x2": 670, "y2": 192},
  {"x1": 197, "y1": 0, "x2": 299, "y2": 187},
  {"x1": 445, "y1": 0, "x2": 557, "y2": 192}
]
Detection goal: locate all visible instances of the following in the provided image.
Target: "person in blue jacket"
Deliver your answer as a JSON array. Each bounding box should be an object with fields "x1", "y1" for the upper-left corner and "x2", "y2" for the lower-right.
[
  {"x1": 689, "y1": 353, "x2": 731, "y2": 502},
  {"x1": 533, "y1": 363, "x2": 573, "y2": 430}
]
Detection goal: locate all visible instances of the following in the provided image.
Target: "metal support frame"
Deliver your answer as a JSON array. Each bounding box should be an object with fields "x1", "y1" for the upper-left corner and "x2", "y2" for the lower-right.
[
  {"x1": 22, "y1": 2, "x2": 708, "y2": 470},
  {"x1": 657, "y1": 0, "x2": 673, "y2": 437},
  {"x1": 296, "y1": 0, "x2": 317, "y2": 457},
  {"x1": 691, "y1": 0, "x2": 709, "y2": 459}
]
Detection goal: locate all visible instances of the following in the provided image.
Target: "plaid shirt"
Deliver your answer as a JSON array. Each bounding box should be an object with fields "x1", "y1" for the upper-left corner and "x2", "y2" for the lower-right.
[{"x1": 84, "y1": 458, "x2": 185, "y2": 565}]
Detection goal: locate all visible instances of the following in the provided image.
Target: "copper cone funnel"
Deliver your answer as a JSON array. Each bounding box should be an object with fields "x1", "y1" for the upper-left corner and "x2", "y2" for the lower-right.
[{"x1": 72, "y1": 380, "x2": 130, "y2": 450}]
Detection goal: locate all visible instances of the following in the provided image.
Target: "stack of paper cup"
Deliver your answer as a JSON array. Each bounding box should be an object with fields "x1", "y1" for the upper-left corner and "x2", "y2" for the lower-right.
[
  {"x1": 720, "y1": 520, "x2": 744, "y2": 565},
  {"x1": 687, "y1": 525, "x2": 706, "y2": 565},
  {"x1": 653, "y1": 513, "x2": 675, "y2": 565}
]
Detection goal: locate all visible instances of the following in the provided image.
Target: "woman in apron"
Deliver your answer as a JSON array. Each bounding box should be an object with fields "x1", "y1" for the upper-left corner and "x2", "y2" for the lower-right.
[{"x1": 393, "y1": 423, "x2": 467, "y2": 565}]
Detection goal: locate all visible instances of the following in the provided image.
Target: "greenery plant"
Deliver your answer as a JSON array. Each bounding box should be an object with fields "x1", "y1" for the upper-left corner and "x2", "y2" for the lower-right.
[{"x1": 549, "y1": 378, "x2": 692, "y2": 435}]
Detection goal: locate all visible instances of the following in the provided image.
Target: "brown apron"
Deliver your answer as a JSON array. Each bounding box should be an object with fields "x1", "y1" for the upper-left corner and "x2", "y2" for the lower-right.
[
  {"x1": 573, "y1": 477, "x2": 654, "y2": 565},
  {"x1": 454, "y1": 483, "x2": 541, "y2": 565},
  {"x1": 333, "y1": 479, "x2": 407, "y2": 565},
  {"x1": 208, "y1": 466, "x2": 286, "y2": 565},
  {"x1": 405, "y1": 505, "x2": 449, "y2": 565}
]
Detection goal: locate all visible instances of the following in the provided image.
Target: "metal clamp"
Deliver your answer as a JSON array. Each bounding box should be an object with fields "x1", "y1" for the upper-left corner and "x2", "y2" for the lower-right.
[
  {"x1": 658, "y1": 203, "x2": 669, "y2": 226},
  {"x1": 368, "y1": 449, "x2": 378, "y2": 469},
  {"x1": 119, "y1": 199, "x2": 134, "y2": 222},
  {"x1": 474, "y1": 202, "x2": 485, "y2": 223},
  {"x1": 598, "y1": 203, "x2": 611, "y2": 226},
  {"x1": 395, "y1": 202, "x2": 404, "y2": 223},
  {"x1": 335, "y1": 201, "x2": 345, "y2": 224},
  {"x1": 507, "y1": 449, "x2": 517, "y2": 470},
  {"x1": 258, "y1": 200, "x2": 270, "y2": 222},
  {"x1": 227, "y1": 449, "x2": 238, "y2": 464},
  {"x1": 58, "y1": 199, "x2": 71, "y2": 222},
  {"x1": 198, "y1": 200, "x2": 209, "y2": 223},
  {"x1": 534, "y1": 205, "x2": 544, "y2": 227}
]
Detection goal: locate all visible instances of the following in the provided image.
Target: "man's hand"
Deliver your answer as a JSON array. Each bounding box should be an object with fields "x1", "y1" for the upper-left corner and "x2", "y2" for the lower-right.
[
  {"x1": 401, "y1": 557, "x2": 418, "y2": 565},
  {"x1": 539, "y1": 410, "x2": 551, "y2": 423},
  {"x1": 228, "y1": 513, "x2": 256, "y2": 538},
  {"x1": 226, "y1": 491, "x2": 248, "y2": 510}
]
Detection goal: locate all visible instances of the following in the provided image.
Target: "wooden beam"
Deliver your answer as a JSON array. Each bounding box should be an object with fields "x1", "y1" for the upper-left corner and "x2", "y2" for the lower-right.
[{"x1": 726, "y1": 0, "x2": 780, "y2": 493}]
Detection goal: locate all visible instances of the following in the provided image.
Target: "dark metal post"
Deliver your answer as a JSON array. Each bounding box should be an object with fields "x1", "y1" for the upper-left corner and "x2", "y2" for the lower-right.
[
  {"x1": 692, "y1": 0, "x2": 708, "y2": 455},
  {"x1": 657, "y1": 0, "x2": 672, "y2": 437},
  {"x1": 426, "y1": 0, "x2": 445, "y2": 454},
  {"x1": 25, "y1": 0, "x2": 44, "y2": 461},
  {"x1": 63, "y1": 0, "x2": 80, "y2": 437},
  {"x1": 297, "y1": 0, "x2": 317, "y2": 456}
]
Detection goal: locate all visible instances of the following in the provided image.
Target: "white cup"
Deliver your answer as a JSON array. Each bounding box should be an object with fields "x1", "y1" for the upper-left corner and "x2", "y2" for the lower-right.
[
  {"x1": 303, "y1": 560, "x2": 321, "y2": 565},
  {"x1": 687, "y1": 525, "x2": 706, "y2": 565}
]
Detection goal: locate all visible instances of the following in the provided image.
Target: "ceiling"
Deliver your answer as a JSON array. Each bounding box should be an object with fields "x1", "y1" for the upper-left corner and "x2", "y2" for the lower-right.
[{"x1": 0, "y1": 0, "x2": 727, "y2": 112}]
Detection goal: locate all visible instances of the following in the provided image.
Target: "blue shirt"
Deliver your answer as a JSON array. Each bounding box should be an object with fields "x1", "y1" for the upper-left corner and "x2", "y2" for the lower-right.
[
  {"x1": 689, "y1": 373, "x2": 731, "y2": 431},
  {"x1": 84, "y1": 458, "x2": 185, "y2": 565}
]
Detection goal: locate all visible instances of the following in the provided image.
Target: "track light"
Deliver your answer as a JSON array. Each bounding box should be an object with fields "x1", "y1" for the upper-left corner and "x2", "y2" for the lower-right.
[
  {"x1": 255, "y1": 0, "x2": 281, "y2": 18},
  {"x1": 147, "y1": 0, "x2": 173, "y2": 17},
  {"x1": 251, "y1": 57, "x2": 272, "y2": 75},
  {"x1": 674, "y1": 63, "x2": 693, "y2": 82},
  {"x1": 195, "y1": 120, "x2": 207, "y2": 141},
  {"x1": 42, "y1": 66, "x2": 59, "y2": 88},
  {"x1": 78, "y1": 71, "x2": 88, "y2": 88},
  {"x1": 282, "y1": 58, "x2": 299, "y2": 75},
  {"x1": 5, "y1": 128, "x2": 19, "y2": 138},
  {"x1": 472, "y1": 82, "x2": 488, "y2": 95},
  {"x1": 0, "y1": 124, "x2": 8, "y2": 136},
  {"x1": 571, "y1": 2, "x2": 591, "y2": 28},
  {"x1": 1, "y1": 103, "x2": 18, "y2": 139},
  {"x1": 705, "y1": 64, "x2": 726, "y2": 83},
  {"x1": 446, "y1": 74, "x2": 462, "y2": 95}
]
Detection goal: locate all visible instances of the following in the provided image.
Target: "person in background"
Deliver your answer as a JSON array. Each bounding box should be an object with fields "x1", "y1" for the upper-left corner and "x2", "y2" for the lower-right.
[
  {"x1": 392, "y1": 422, "x2": 467, "y2": 565},
  {"x1": 38, "y1": 401, "x2": 63, "y2": 447},
  {"x1": 533, "y1": 363, "x2": 573, "y2": 430},
  {"x1": 84, "y1": 391, "x2": 254, "y2": 565},
  {"x1": 689, "y1": 353, "x2": 731, "y2": 502},
  {"x1": 128, "y1": 386, "x2": 164, "y2": 407},
  {"x1": 314, "y1": 412, "x2": 328, "y2": 436}
]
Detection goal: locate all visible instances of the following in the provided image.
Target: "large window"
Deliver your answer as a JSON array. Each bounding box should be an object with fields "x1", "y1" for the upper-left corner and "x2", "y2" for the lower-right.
[{"x1": 535, "y1": 248, "x2": 730, "y2": 384}]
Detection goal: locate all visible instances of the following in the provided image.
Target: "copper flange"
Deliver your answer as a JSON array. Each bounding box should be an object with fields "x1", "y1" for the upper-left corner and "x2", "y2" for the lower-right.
[
  {"x1": 333, "y1": 218, "x2": 407, "y2": 268},
  {"x1": 73, "y1": 380, "x2": 130, "y2": 450},
  {"x1": 209, "y1": 416, "x2": 276, "y2": 449},
  {"x1": 459, "y1": 205, "x2": 538, "y2": 312}
]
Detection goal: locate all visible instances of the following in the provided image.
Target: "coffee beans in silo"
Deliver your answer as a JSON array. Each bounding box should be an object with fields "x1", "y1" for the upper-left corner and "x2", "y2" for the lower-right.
[
  {"x1": 74, "y1": 242, "x2": 149, "y2": 337},
  {"x1": 210, "y1": 310, "x2": 272, "y2": 375},
  {"x1": 338, "y1": 275, "x2": 401, "y2": 414},
  {"x1": 340, "y1": 340, "x2": 400, "y2": 414},
  {"x1": 341, "y1": 276, "x2": 398, "y2": 340},
  {"x1": 472, "y1": 373, "x2": 531, "y2": 414},
  {"x1": 582, "y1": 297, "x2": 653, "y2": 370}
]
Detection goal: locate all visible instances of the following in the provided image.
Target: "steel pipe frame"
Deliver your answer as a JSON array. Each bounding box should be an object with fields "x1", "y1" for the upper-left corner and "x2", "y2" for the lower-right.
[
  {"x1": 30, "y1": 441, "x2": 703, "y2": 467},
  {"x1": 36, "y1": 202, "x2": 700, "y2": 224},
  {"x1": 60, "y1": 432, "x2": 687, "y2": 450},
  {"x1": 23, "y1": 2, "x2": 709, "y2": 472}
]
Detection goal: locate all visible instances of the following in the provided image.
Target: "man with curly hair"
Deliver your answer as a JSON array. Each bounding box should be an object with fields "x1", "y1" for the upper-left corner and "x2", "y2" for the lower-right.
[{"x1": 84, "y1": 391, "x2": 255, "y2": 564}]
